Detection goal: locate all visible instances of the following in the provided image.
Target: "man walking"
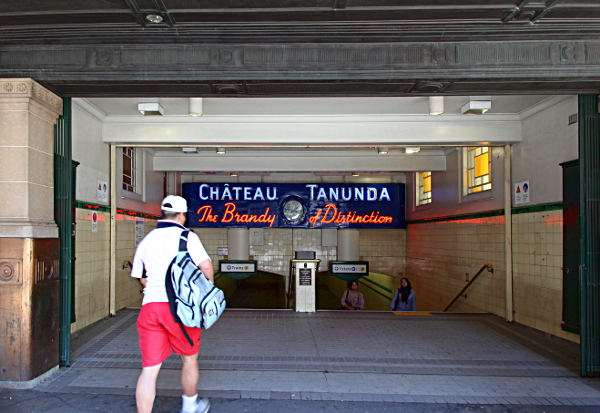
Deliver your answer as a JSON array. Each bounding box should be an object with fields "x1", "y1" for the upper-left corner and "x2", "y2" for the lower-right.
[{"x1": 131, "y1": 195, "x2": 213, "y2": 413}]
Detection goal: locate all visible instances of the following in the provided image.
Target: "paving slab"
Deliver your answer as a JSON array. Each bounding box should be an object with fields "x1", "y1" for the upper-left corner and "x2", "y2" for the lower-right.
[{"x1": 14, "y1": 309, "x2": 600, "y2": 407}]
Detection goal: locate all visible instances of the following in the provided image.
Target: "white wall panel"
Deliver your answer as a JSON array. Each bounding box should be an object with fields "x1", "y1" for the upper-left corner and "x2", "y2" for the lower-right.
[
  {"x1": 102, "y1": 114, "x2": 522, "y2": 146},
  {"x1": 512, "y1": 96, "x2": 578, "y2": 205}
]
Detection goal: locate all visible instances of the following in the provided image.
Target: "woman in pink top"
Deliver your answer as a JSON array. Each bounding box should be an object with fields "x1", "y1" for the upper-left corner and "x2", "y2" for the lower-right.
[{"x1": 341, "y1": 280, "x2": 365, "y2": 310}]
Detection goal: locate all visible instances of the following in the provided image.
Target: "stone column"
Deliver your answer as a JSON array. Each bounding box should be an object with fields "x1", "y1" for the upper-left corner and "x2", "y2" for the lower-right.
[
  {"x1": 0, "y1": 79, "x2": 63, "y2": 386},
  {"x1": 0, "y1": 78, "x2": 62, "y2": 238}
]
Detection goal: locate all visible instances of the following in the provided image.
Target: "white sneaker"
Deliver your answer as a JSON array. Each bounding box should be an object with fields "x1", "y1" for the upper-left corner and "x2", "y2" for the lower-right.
[{"x1": 181, "y1": 397, "x2": 210, "y2": 413}]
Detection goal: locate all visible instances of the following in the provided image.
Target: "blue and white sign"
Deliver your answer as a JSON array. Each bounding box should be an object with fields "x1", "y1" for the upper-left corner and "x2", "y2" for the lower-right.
[
  {"x1": 330, "y1": 263, "x2": 369, "y2": 274},
  {"x1": 218, "y1": 260, "x2": 258, "y2": 280},
  {"x1": 220, "y1": 262, "x2": 256, "y2": 273},
  {"x1": 182, "y1": 183, "x2": 405, "y2": 229}
]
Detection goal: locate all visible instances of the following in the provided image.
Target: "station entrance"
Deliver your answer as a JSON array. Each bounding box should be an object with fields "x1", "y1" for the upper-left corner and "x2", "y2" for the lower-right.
[{"x1": 3, "y1": 1, "x2": 600, "y2": 387}]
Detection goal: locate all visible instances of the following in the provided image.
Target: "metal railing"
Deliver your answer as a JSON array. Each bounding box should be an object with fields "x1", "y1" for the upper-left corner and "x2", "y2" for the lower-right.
[{"x1": 443, "y1": 264, "x2": 493, "y2": 312}]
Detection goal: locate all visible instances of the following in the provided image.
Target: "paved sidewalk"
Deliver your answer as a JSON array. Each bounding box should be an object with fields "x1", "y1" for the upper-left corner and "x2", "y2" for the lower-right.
[
  {"x1": 21, "y1": 309, "x2": 600, "y2": 408},
  {"x1": 4, "y1": 390, "x2": 600, "y2": 413}
]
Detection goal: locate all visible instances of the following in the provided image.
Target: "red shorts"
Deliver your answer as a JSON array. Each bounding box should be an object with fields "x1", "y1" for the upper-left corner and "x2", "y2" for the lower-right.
[{"x1": 137, "y1": 302, "x2": 202, "y2": 367}]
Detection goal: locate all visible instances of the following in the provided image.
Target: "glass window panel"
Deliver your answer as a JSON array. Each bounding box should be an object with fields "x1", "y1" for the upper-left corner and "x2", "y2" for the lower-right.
[
  {"x1": 417, "y1": 171, "x2": 432, "y2": 206},
  {"x1": 475, "y1": 152, "x2": 489, "y2": 177},
  {"x1": 123, "y1": 157, "x2": 132, "y2": 176},
  {"x1": 423, "y1": 176, "x2": 431, "y2": 193},
  {"x1": 123, "y1": 147, "x2": 136, "y2": 193}
]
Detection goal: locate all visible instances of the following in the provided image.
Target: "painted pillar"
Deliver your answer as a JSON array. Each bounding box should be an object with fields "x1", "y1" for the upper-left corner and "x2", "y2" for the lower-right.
[
  {"x1": 0, "y1": 79, "x2": 63, "y2": 385},
  {"x1": 337, "y1": 229, "x2": 360, "y2": 261},
  {"x1": 228, "y1": 228, "x2": 249, "y2": 260}
]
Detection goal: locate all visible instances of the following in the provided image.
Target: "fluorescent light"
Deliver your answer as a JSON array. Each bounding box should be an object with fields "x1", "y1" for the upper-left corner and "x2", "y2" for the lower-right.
[
  {"x1": 146, "y1": 14, "x2": 163, "y2": 23},
  {"x1": 216, "y1": 147, "x2": 226, "y2": 154},
  {"x1": 377, "y1": 147, "x2": 388, "y2": 155},
  {"x1": 351, "y1": 172, "x2": 360, "y2": 177},
  {"x1": 461, "y1": 100, "x2": 491, "y2": 115},
  {"x1": 405, "y1": 147, "x2": 420, "y2": 154},
  {"x1": 429, "y1": 96, "x2": 444, "y2": 115},
  {"x1": 230, "y1": 172, "x2": 238, "y2": 177},
  {"x1": 182, "y1": 147, "x2": 197, "y2": 154},
  {"x1": 138, "y1": 102, "x2": 164, "y2": 116},
  {"x1": 189, "y1": 98, "x2": 203, "y2": 117}
]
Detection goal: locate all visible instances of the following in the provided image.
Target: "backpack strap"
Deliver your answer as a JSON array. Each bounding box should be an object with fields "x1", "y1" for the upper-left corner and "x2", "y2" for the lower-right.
[
  {"x1": 178, "y1": 321, "x2": 194, "y2": 347},
  {"x1": 179, "y1": 230, "x2": 190, "y2": 252},
  {"x1": 165, "y1": 229, "x2": 194, "y2": 347}
]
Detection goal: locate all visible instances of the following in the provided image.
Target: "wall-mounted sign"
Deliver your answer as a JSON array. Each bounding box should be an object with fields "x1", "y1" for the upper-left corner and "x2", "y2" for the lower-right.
[
  {"x1": 217, "y1": 247, "x2": 228, "y2": 256},
  {"x1": 182, "y1": 183, "x2": 405, "y2": 229},
  {"x1": 97, "y1": 180, "x2": 108, "y2": 202},
  {"x1": 329, "y1": 261, "x2": 369, "y2": 281},
  {"x1": 220, "y1": 261, "x2": 256, "y2": 273},
  {"x1": 135, "y1": 219, "x2": 144, "y2": 246},
  {"x1": 218, "y1": 260, "x2": 258, "y2": 280},
  {"x1": 92, "y1": 211, "x2": 98, "y2": 233},
  {"x1": 514, "y1": 180, "x2": 530, "y2": 205},
  {"x1": 298, "y1": 268, "x2": 312, "y2": 286}
]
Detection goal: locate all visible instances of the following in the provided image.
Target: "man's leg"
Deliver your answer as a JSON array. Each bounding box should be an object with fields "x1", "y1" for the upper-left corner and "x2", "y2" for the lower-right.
[
  {"x1": 181, "y1": 353, "x2": 199, "y2": 396},
  {"x1": 136, "y1": 363, "x2": 162, "y2": 413}
]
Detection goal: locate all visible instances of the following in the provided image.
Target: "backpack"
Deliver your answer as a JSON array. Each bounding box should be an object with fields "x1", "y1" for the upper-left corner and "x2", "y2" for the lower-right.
[{"x1": 165, "y1": 230, "x2": 226, "y2": 346}]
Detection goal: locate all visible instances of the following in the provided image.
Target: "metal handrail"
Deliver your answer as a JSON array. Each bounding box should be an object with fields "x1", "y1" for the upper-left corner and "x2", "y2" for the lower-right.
[{"x1": 443, "y1": 264, "x2": 494, "y2": 312}]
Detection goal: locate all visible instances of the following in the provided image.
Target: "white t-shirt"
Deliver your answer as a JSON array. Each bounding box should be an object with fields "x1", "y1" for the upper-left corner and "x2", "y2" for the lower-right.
[{"x1": 131, "y1": 220, "x2": 211, "y2": 305}]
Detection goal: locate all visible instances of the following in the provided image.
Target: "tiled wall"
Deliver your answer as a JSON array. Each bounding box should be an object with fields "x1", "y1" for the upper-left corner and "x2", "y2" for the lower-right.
[
  {"x1": 191, "y1": 227, "x2": 406, "y2": 278},
  {"x1": 406, "y1": 217, "x2": 506, "y2": 315},
  {"x1": 406, "y1": 210, "x2": 579, "y2": 343},
  {"x1": 250, "y1": 228, "x2": 293, "y2": 275},
  {"x1": 360, "y1": 229, "x2": 406, "y2": 285},
  {"x1": 193, "y1": 228, "x2": 229, "y2": 270},
  {"x1": 72, "y1": 209, "x2": 157, "y2": 333},
  {"x1": 512, "y1": 210, "x2": 578, "y2": 342},
  {"x1": 115, "y1": 216, "x2": 157, "y2": 310},
  {"x1": 72, "y1": 209, "x2": 110, "y2": 333}
]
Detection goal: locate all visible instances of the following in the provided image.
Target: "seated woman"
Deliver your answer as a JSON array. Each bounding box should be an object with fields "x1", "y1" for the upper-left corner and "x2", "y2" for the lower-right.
[
  {"x1": 390, "y1": 277, "x2": 417, "y2": 311},
  {"x1": 341, "y1": 280, "x2": 365, "y2": 310}
]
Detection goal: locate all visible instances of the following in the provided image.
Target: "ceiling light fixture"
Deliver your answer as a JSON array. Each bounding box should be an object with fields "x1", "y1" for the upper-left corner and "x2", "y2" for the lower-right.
[
  {"x1": 182, "y1": 147, "x2": 197, "y2": 154},
  {"x1": 189, "y1": 98, "x2": 203, "y2": 117},
  {"x1": 216, "y1": 147, "x2": 226, "y2": 154},
  {"x1": 461, "y1": 100, "x2": 491, "y2": 115},
  {"x1": 404, "y1": 147, "x2": 421, "y2": 154},
  {"x1": 138, "y1": 102, "x2": 164, "y2": 116},
  {"x1": 230, "y1": 172, "x2": 238, "y2": 177},
  {"x1": 429, "y1": 96, "x2": 444, "y2": 115},
  {"x1": 146, "y1": 14, "x2": 163, "y2": 23},
  {"x1": 377, "y1": 147, "x2": 388, "y2": 155},
  {"x1": 351, "y1": 172, "x2": 360, "y2": 177}
]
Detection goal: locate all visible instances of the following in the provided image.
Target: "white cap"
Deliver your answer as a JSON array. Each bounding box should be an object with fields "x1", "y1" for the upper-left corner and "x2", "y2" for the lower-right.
[{"x1": 161, "y1": 195, "x2": 188, "y2": 213}]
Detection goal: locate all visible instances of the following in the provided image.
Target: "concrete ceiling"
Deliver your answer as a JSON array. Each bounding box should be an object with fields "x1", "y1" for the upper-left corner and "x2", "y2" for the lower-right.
[
  {"x1": 85, "y1": 95, "x2": 552, "y2": 117},
  {"x1": 79, "y1": 95, "x2": 567, "y2": 174},
  {"x1": 3, "y1": 2, "x2": 600, "y2": 96}
]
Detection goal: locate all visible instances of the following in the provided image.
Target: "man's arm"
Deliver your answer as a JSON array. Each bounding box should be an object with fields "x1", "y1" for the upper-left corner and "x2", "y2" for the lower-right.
[{"x1": 199, "y1": 259, "x2": 214, "y2": 283}]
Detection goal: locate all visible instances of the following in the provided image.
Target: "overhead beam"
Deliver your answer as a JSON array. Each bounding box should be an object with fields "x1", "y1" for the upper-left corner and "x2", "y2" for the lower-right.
[
  {"x1": 153, "y1": 151, "x2": 447, "y2": 173},
  {"x1": 101, "y1": 114, "x2": 522, "y2": 146},
  {"x1": 2, "y1": 41, "x2": 600, "y2": 96}
]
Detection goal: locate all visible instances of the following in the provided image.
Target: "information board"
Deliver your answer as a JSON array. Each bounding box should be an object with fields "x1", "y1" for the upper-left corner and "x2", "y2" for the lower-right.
[
  {"x1": 183, "y1": 183, "x2": 405, "y2": 229},
  {"x1": 299, "y1": 268, "x2": 312, "y2": 286}
]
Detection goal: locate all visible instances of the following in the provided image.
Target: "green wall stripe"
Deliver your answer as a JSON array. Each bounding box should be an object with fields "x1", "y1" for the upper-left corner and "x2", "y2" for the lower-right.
[
  {"x1": 407, "y1": 202, "x2": 563, "y2": 225},
  {"x1": 361, "y1": 276, "x2": 393, "y2": 294},
  {"x1": 75, "y1": 200, "x2": 110, "y2": 212},
  {"x1": 75, "y1": 200, "x2": 160, "y2": 220},
  {"x1": 512, "y1": 202, "x2": 563, "y2": 215},
  {"x1": 357, "y1": 279, "x2": 392, "y2": 301}
]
